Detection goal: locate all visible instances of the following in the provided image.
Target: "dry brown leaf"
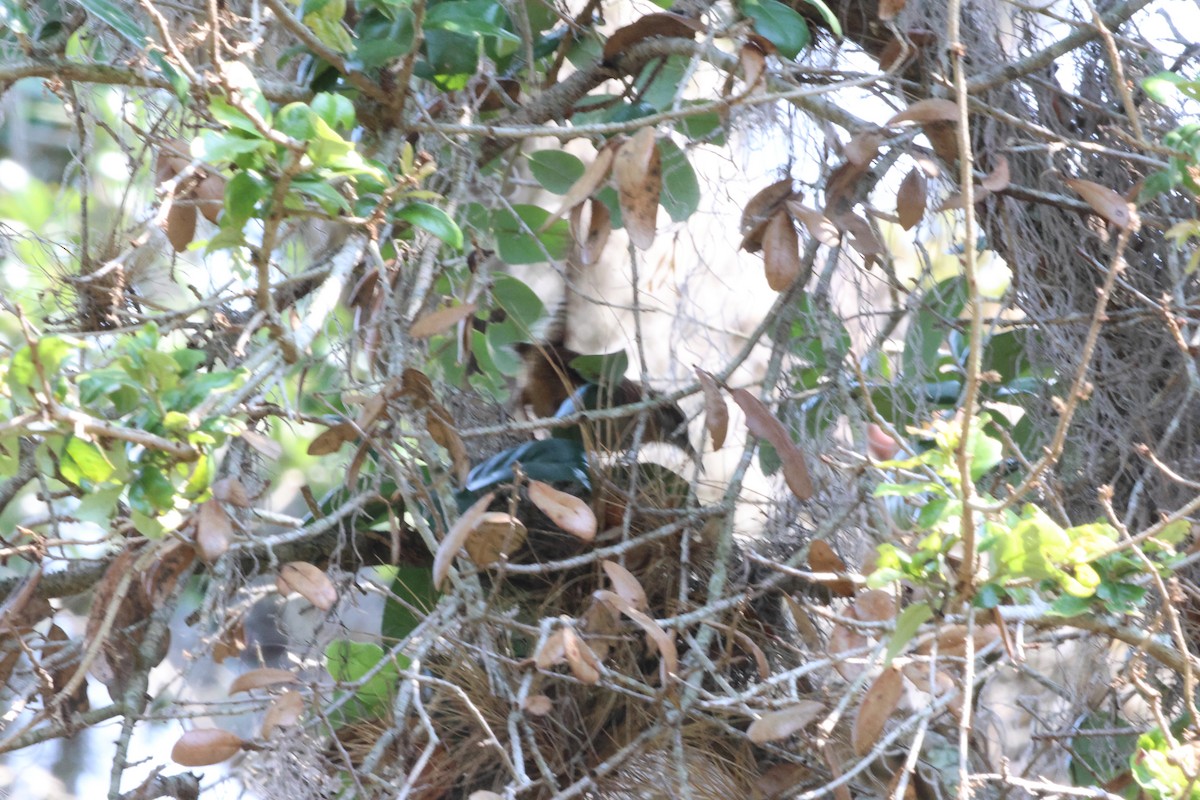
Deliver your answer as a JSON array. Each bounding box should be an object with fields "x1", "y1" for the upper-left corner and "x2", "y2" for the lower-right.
[
  {"x1": 614, "y1": 127, "x2": 662, "y2": 250},
  {"x1": 786, "y1": 201, "x2": 841, "y2": 247},
  {"x1": 164, "y1": 203, "x2": 197, "y2": 252},
  {"x1": 212, "y1": 477, "x2": 251, "y2": 508},
  {"x1": 740, "y1": 179, "x2": 794, "y2": 237},
  {"x1": 934, "y1": 186, "x2": 990, "y2": 212},
  {"x1": 835, "y1": 213, "x2": 884, "y2": 261},
  {"x1": 569, "y1": 198, "x2": 612, "y2": 266},
  {"x1": 746, "y1": 700, "x2": 825, "y2": 744},
  {"x1": 229, "y1": 667, "x2": 299, "y2": 695},
  {"x1": 823, "y1": 743, "x2": 854, "y2": 800},
  {"x1": 730, "y1": 388, "x2": 814, "y2": 501},
  {"x1": 432, "y1": 491, "x2": 496, "y2": 589},
  {"x1": 829, "y1": 623, "x2": 869, "y2": 681},
  {"x1": 853, "y1": 589, "x2": 896, "y2": 622},
  {"x1": 535, "y1": 629, "x2": 567, "y2": 669},
  {"x1": 1065, "y1": 178, "x2": 1133, "y2": 228},
  {"x1": 241, "y1": 430, "x2": 283, "y2": 460},
  {"x1": 807, "y1": 540, "x2": 855, "y2": 597},
  {"x1": 601, "y1": 12, "x2": 701, "y2": 62},
  {"x1": 877, "y1": 0, "x2": 906, "y2": 20},
  {"x1": 601, "y1": 560, "x2": 648, "y2": 612},
  {"x1": 867, "y1": 423, "x2": 900, "y2": 460},
  {"x1": 916, "y1": 623, "x2": 1000, "y2": 656},
  {"x1": 739, "y1": 41, "x2": 767, "y2": 90},
  {"x1": 982, "y1": 156, "x2": 1010, "y2": 192},
  {"x1": 426, "y1": 404, "x2": 470, "y2": 485},
  {"x1": 523, "y1": 694, "x2": 553, "y2": 715},
  {"x1": 194, "y1": 173, "x2": 226, "y2": 224},
  {"x1": 170, "y1": 728, "x2": 245, "y2": 767},
  {"x1": 546, "y1": 145, "x2": 616, "y2": 229},
  {"x1": 694, "y1": 367, "x2": 728, "y2": 450},
  {"x1": 262, "y1": 690, "x2": 305, "y2": 738},
  {"x1": 528, "y1": 480, "x2": 597, "y2": 541},
  {"x1": 464, "y1": 512, "x2": 528, "y2": 565},
  {"x1": 409, "y1": 302, "x2": 478, "y2": 339},
  {"x1": 853, "y1": 665, "x2": 905, "y2": 755},
  {"x1": 44, "y1": 624, "x2": 89, "y2": 714},
  {"x1": 561, "y1": 626, "x2": 601, "y2": 684},
  {"x1": 212, "y1": 619, "x2": 246, "y2": 663},
  {"x1": 897, "y1": 168, "x2": 927, "y2": 230},
  {"x1": 195, "y1": 500, "x2": 233, "y2": 563},
  {"x1": 276, "y1": 562, "x2": 338, "y2": 611},
  {"x1": 594, "y1": 589, "x2": 678, "y2": 679},
  {"x1": 887, "y1": 98, "x2": 959, "y2": 126},
  {"x1": 400, "y1": 368, "x2": 437, "y2": 408},
  {"x1": 86, "y1": 547, "x2": 152, "y2": 693},
  {"x1": 783, "y1": 594, "x2": 823, "y2": 649},
  {"x1": 307, "y1": 422, "x2": 355, "y2": 456},
  {"x1": 756, "y1": 762, "x2": 812, "y2": 799},
  {"x1": 844, "y1": 132, "x2": 883, "y2": 167},
  {"x1": 762, "y1": 210, "x2": 802, "y2": 291}
]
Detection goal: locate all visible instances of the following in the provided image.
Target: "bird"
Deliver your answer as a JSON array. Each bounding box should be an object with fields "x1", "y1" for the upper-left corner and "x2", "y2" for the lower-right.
[{"x1": 514, "y1": 338, "x2": 695, "y2": 459}]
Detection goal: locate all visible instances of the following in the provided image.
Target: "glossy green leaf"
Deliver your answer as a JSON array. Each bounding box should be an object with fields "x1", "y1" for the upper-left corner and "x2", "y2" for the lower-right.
[
  {"x1": 224, "y1": 171, "x2": 265, "y2": 225},
  {"x1": 741, "y1": 0, "x2": 810, "y2": 59},
  {"x1": 800, "y1": 0, "x2": 841, "y2": 38},
  {"x1": 395, "y1": 202, "x2": 463, "y2": 249},
  {"x1": 658, "y1": 138, "x2": 700, "y2": 222},
  {"x1": 311, "y1": 92, "x2": 356, "y2": 130},
  {"x1": 885, "y1": 602, "x2": 932, "y2": 664},
  {"x1": 492, "y1": 274, "x2": 545, "y2": 331},
  {"x1": 493, "y1": 205, "x2": 570, "y2": 264},
  {"x1": 382, "y1": 566, "x2": 440, "y2": 642},
  {"x1": 528, "y1": 150, "x2": 585, "y2": 194}
]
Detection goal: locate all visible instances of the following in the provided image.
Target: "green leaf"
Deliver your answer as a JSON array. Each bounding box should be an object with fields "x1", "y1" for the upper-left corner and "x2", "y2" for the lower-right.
[
  {"x1": 324, "y1": 640, "x2": 405, "y2": 720},
  {"x1": 276, "y1": 102, "x2": 320, "y2": 141},
  {"x1": 741, "y1": 0, "x2": 810, "y2": 59},
  {"x1": 130, "y1": 466, "x2": 175, "y2": 516},
  {"x1": 224, "y1": 171, "x2": 265, "y2": 225},
  {"x1": 903, "y1": 277, "x2": 966, "y2": 382},
  {"x1": 492, "y1": 205, "x2": 570, "y2": 264},
  {"x1": 292, "y1": 178, "x2": 351, "y2": 214},
  {"x1": 75, "y1": 485, "x2": 124, "y2": 525},
  {"x1": 63, "y1": 438, "x2": 115, "y2": 484},
  {"x1": 658, "y1": 138, "x2": 700, "y2": 222},
  {"x1": 395, "y1": 202, "x2": 464, "y2": 249},
  {"x1": 873, "y1": 481, "x2": 945, "y2": 498},
  {"x1": 311, "y1": 92, "x2": 356, "y2": 130},
  {"x1": 381, "y1": 566, "x2": 440, "y2": 642},
  {"x1": 885, "y1": 602, "x2": 932, "y2": 664},
  {"x1": 76, "y1": 0, "x2": 146, "y2": 45},
  {"x1": 800, "y1": 0, "x2": 841, "y2": 37},
  {"x1": 676, "y1": 108, "x2": 726, "y2": 145},
  {"x1": 491, "y1": 274, "x2": 545, "y2": 332},
  {"x1": 527, "y1": 150, "x2": 585, "y2": 194},
  {"x1": 1142, "y1": 71, "x2": 1188, "y2": 103},
  {"x1": 569, "y1": 350, "x2": 628, "y2": 385}
]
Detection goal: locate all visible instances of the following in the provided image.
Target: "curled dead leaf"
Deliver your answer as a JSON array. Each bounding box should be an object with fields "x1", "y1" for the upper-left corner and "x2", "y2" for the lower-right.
[
  {"x1": 276, "y1": 562, "x2": 338, "y2": 611},
  {"x1": 1065, "y1": 177, "x2": 1134, "y2": 228},
  {"x1": 739, "y1": 41, "x2": 767, "y2": 90},
  {"x1": 746, "y1": 700, "x2": 825, "y2": 744},
  {"x1": 432, "y1": 491, "x2": 496, "y2": 589},
  {"x1": 601, "y1": 560, "x2": 648, "y2": 612},
  {"x1": 843, "y1": 132, "x2": 883, "y2": 167},
  {"x1": 694, "y1": 367, "x2": 728, "y2": 450},
  {"x1": 807, "y1": 540, "x2": 855, "y2": 597},
  {"x1": 164, "y1": 203, "x2": 197, "y2": 252},
  {"x1": 896, "y1": 168, "x2": 927, "y2": 231},
  {"x1": 171, "y1": 728, "x2": 245, "y2": 767},
  {"x1": 595, "y1": 589, "x2": 677, "y2": 679},
  {"x1": 785, "y1": 201, "x2": 841, "y2": 247},
  {"x1": 614, "y1": 127, "x2": 662, "y2": 250},
  {"x1": 887, "y1": 98, "x2": 959, "y2": 126},
  {"x1": 307, "y1": 421, "x2": 355, "y2": 456},
  {"x1": 195, "y1": 499, "x2": 233, "y2": 563},
  {"x1": 561, "y1": 626, "x2": 601, "y2": 684},
  {"x1": 465, "y1": 512, "x2": 528, "y2": 566},
  {"x1": 981, "y1": 156, "x2": 1010, "y2": 192},
  {"x1": 546, "y1": 145, "x2": 616, "y2": 229},
  {"x1": 867, "y1": 423, "x2": 900, "y2": 460},
  {"x1": 194, "y1": 173, "x2": 226, "y2": 224},
  {"x1": 426, "y1": 404, "x2": 470, "y2": 485},
  {"x1": 409, "y1": 302, "x2": 478, "y2": 339},
  {"x1": 528, "y1": 480, "x2": 597, "y2": 542},
  {"x1": 523, "y1": 694, "x2": 553, "y2": 716},
  {"x1": 915, "y1": 623, "x2": 1000, "y2": 656},
  {"x1": 570, "y1": 197, "x2": 612, "y2": 266},
  {"x1": 262, "y1": 689, "x2": 305, "y2": 738},
  {"x1": 762, "y1": 210, "x2": 803, "y2": 291},
  {"x1": 730, "y1": 388, "x2": 814, "y2": 500},
  {"x1": 602, "y1": 12, "x2": 701, "y2": 62},
  {"x1": 853, "y1": 589, "x2": 896, "y2": 622},
  {"x1": 830, "y1": 622, "x2": 869, "y2": 681},
  {"x1": 740, "y1": 179, "x2": 794, "y2": 238},
  {"x1": 229, "y1": 667, "x2": 299, "y2": 695},
  {"x1": 853, "y1": 665, "x2": 905, "y2": 755},
  {"x1": 535, "y1": 629, "x2": 567, "y2": 669}
]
